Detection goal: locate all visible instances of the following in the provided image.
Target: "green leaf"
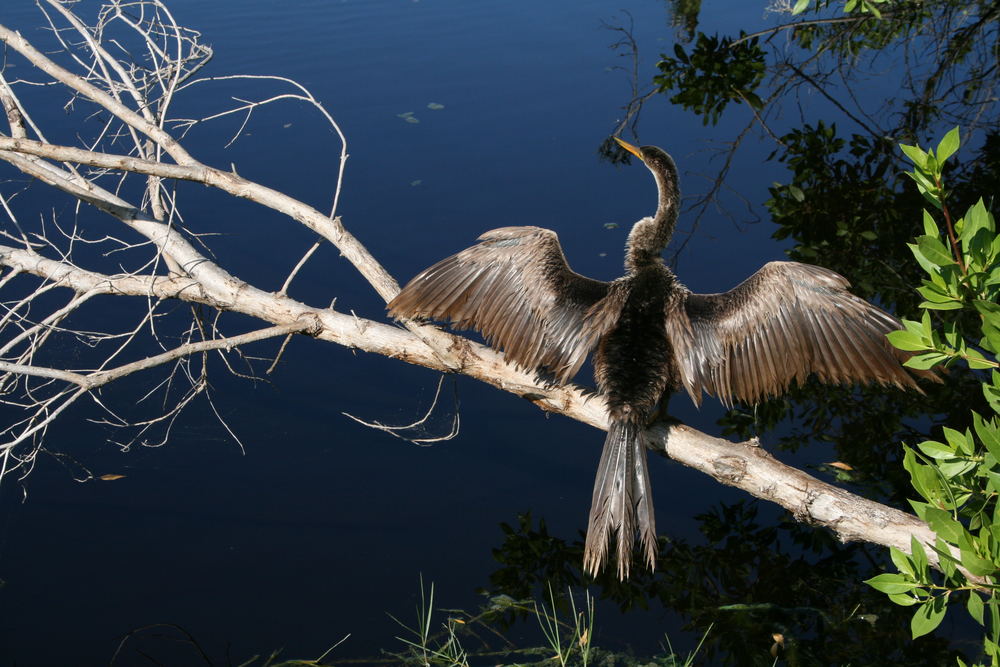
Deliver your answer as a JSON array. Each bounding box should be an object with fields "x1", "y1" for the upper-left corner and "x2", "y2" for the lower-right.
[
  {"x1": 911, "y1": 597, "x2": 947, "y2": 638},
  {"x1": 866, "y1": 573, "x2": 922, "y2": 594},
  {"x1": 936, "y1": 126, "x2": 960, "y2": 164},
  {"x1": 985, "y1": 371, "x2": 1000, "y2": 414},
  {"x1": 919, "y1": 300, "x2": 965, "y2": 311},
  {"x1": 967, "y1": 591, "x2": 985, "y2": 626},
  {"x1": 974, "y1": 412, "x2": 1000, "y2": 461},
  {"x1": 922, "y1": 210, "x2": 940, "y2": 237},
  {"x1": 925, "y1": 152, "x2": 940, "y2": 175},
  {"x1": 966, "y1": 348, "x2": 996, "y2": 370},
  {"x1": 909, "y1": 499, "x2": 932, "y2": 521},
  {"x1": 938, "y1": 458, "x2": 976, "y2": 480},
  {"x1": 915, "y1": 439, "x2": 956, "y2": 459},
  {"x1": 979, "y1": 317, "x2": 1000, "y2": 354},
  {"x1": 962, "y1": 199, "x2": 994, "y2": 246},
  {"x1": 907, "y1": 170, "x2": 939, "y2": 200},
  {"x1": 792, "y1": 0, "x2": 810, "y2": 13},
  {"x1": 933, "y1": 537, "x2": 958, "y2": 579},
  {"x1": 916, "y1": 284, "x2": 957, "y2": 303},
  {"x1": 917, "y1": 235, "x2": 958, "y2": 267},
  {"x1": 890, "y1": 546, "x2": 916, "y2": 577},
  {"x1": 900, "y1": 318, "x2": 923, "y2": 336},
  {"x1": 942, "y1": 427, "x2": 973, "y2": 456},
  {"x1": 911, "y1": 535, "x2": 929, "y2": 576},
  {"x1": 920, "y1": 300, "x2": 965, "y2": 311},
  {"x1": 923, "y1": 507, "x2": 966, "y2": 544},
  {"x1": 887, "y1": 330, "x2": 930, "y2": 352},
  {"x1": 905, "y1": 352, "x2": 951, "y2": 369},
  {"x1": 904, "y1": 447, "x2": 945, "y2": 503},
  {"x1": 899, "y1": 143, "x2": 928, "y2": 169},
  {"x1": 908, "y1": 243, "x2": 943, "y2": 281},
  {"x1": 888, "y1": 591, "x2": 920, "y2": 606},
  {"x1": 960, "y1": 547, "x2": 997, "y2": 577},
  {"x1": 974, "y1": 299, "x2": 1000, "y2": 317}
]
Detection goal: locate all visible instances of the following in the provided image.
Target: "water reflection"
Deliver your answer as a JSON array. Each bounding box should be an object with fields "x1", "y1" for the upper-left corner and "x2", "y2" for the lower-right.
[{"x1": 485, "y1": 505, "x2": 961, "y2": 665}]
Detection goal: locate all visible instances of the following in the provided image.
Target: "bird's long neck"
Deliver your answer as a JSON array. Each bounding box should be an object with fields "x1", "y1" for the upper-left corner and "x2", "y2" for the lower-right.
[{"x1": 625, "y1": 155, "x2": 679, "y2": 273}]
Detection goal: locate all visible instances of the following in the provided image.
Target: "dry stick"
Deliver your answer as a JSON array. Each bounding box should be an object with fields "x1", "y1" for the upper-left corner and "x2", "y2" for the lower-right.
[{"x1": 86, "y1": 321, "x2": 312, "y2": 388}]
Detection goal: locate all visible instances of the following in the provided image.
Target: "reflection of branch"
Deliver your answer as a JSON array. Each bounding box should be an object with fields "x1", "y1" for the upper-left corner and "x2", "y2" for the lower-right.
[
  {"x1": 602, "y1": 12, "x2": 658, "y2": 145},
  {"x1": 730, "y1": 15, "x2": 877, "y2": 47},
  {"x1": 787, "y1": 64, "x2": 882, "y2": 138},
  {"x1": 668, "y1": 115, "x2": 758, "y2": 266}
]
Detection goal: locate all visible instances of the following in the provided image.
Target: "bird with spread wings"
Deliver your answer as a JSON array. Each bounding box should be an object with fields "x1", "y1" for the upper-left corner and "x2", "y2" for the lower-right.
[{"x1": 388, "y1": 137, "x2": 938, "y2": 579}]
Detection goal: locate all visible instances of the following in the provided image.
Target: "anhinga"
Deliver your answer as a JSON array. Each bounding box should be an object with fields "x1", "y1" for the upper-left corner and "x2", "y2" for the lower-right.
[{"x1": 387, "y1": 137, "x2": 937, "y2": 579}]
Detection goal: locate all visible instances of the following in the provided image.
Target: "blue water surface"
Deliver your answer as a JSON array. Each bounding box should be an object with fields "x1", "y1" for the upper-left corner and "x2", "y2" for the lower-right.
[{"x1": 0, "y1": 1, "x2": 838, "y2": 663}]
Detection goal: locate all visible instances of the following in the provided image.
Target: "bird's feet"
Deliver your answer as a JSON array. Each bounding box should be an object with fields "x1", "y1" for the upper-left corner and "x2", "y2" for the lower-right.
[{"x1": 646, "y1": 401, "x2": 680, "y2": 428}]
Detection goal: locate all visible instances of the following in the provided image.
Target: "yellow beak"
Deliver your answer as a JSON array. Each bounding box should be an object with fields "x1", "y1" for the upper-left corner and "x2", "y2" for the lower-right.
[{"x1": 613, "y1": 136, "x2": 644, "y2": 161}]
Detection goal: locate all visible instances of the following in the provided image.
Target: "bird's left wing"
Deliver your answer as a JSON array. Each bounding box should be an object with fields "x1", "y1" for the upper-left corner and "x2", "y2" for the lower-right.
[
  {"x1": 388, "y1": 226, "x2": 617, "y2": 383},
  {"x1": 664, "y1": 261, "x2": 940, "y2": 406}
]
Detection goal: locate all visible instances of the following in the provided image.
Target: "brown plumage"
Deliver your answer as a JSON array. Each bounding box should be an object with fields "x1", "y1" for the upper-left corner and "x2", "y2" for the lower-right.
[{"x1": 387, "y1": 137, "x2": 939, "y2": 580}]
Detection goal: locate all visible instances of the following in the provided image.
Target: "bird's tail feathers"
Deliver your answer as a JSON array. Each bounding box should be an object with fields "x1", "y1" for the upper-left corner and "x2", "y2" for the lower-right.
[{"x1": 583, "y1": 418, "x2": 657, "y2": 580}]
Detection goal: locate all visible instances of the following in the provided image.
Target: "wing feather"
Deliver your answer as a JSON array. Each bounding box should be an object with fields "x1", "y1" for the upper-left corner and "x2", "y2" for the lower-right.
[
  {"x1": 388, "y1": 226, "x2": 616, "y2": 382},
  {"x1": 666, "y1": 261, "x2": 940, "y2": 406}
]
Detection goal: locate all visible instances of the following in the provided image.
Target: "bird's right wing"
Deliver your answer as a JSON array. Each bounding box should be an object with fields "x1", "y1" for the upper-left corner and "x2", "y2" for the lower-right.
[{"x1": 388, "y1": 226, "x2": 618, "y2": 383}]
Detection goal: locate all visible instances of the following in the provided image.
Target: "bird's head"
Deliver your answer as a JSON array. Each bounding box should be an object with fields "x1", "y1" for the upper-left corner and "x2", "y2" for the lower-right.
[{"x1": 614, "y1": 137, "x2": 676, "y2": 176}]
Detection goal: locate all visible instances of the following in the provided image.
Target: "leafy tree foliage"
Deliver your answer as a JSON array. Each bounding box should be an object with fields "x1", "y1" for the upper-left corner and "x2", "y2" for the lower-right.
[{"x1": 867, "y1": 130, "x2": 1000, "y2": 666}]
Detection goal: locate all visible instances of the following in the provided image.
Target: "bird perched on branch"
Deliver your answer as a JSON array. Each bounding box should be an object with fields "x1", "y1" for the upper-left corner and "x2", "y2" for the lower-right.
[{"x1": 387, "y1": 137, "x2": 938, "y2": 579}]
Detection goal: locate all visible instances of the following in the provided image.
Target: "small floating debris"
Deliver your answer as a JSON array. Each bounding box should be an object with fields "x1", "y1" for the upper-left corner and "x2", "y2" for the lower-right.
[
  {"x1": 98, "y1": 473, "x2": 126, "y2": 481},
  {"x1": 427, "y1": 102, "x2": 445, "y2": 110},
  {"x1": 397, "y1": 111, "x2": 420, "y2": 124},
  {"x1": 603, "y1": 222, "x2": 619, "y2": 229},
  {"x1": 598, "y1": 252, "x2": 608, "y2": 257},
  {"x1": 410, "y1": 180, "x2": 423, "y2": 187}
]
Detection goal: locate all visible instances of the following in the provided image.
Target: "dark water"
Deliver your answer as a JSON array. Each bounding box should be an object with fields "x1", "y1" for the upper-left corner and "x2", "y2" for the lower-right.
[{"x1": 0, "y1": 1, "x2": 848, "y2": 664}]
